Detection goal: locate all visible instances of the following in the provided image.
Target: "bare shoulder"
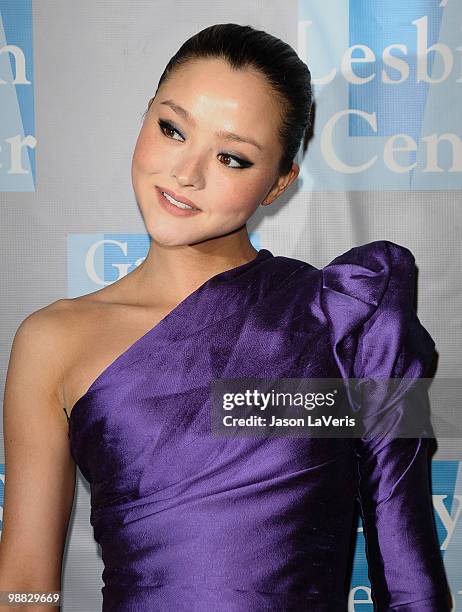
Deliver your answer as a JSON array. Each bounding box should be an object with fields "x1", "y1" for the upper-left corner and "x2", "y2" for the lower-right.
[
  {"x1": 6, "y1": 300, "x2": 78, "y2": 410},
  {"x1": 13, "y1": 288, "x2": 116, "y2": 357},
  {"x1": 15, "y1": 297, "x2": 75, "y2": 338},
  {"x1": 12, "y1": 297, "x2": 87, "y2": 362},
  {"x1": 9, "y1": 275, "x2": 168, "y2": 418},
  {"x1": 8, "y1": 293, "x2": 116, "y2": 393}
]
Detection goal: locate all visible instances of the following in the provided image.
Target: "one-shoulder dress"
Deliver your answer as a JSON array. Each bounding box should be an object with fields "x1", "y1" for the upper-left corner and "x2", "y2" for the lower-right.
[{"x1": 67, "y1": 240, "x2": 451, "y2": 611}]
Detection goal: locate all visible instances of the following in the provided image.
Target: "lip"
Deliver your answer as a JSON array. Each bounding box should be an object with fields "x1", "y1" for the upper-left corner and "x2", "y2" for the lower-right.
[
  {"x1": 157, "y1": 186, "x2": 201, "y2": 210},
  {"x1": 156, "y1": 187, "x2": 202, "y2": 217}
]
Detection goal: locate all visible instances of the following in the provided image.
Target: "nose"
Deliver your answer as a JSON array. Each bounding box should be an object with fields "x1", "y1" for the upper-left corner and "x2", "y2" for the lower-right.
[{"x1": 171, "y1": 149, "x2": 206, "y2": 189}]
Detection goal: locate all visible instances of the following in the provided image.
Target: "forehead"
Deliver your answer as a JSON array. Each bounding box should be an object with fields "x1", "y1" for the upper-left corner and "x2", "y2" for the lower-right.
[{"x1": 156, "y1": 58, "x2": 282, "y2": 137}]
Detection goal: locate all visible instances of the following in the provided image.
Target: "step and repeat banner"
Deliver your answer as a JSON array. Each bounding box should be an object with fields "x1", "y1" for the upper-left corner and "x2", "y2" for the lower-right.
[{"x1": 1, "y1": 1, "x2": 461, "y2": 610}]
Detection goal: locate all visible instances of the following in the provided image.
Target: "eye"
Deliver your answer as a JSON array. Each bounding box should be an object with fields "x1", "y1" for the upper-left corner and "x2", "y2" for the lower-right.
[
  {"x1": 217, "y1": 153, "x2": 252, "y2": 170},
  {"x1": 157, "y1": 118, "x2": 253, "y2": 170},
  {"x1": 158, "y1": 119, "x2": 184, "y2": 141}
]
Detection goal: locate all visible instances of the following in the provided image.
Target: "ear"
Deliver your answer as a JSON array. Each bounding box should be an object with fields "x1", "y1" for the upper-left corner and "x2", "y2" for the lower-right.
[{"x1": 261, "y1": 162, "x2": 300, "y2": 206}]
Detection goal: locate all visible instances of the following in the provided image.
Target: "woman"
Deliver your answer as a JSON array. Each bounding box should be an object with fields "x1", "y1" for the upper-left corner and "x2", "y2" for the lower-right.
[{"x1": 0, "y1": 23, "x2": 451, "y2": 611}]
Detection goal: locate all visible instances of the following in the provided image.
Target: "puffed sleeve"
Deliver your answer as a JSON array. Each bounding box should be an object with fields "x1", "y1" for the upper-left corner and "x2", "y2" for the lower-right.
[{"x1": 321, "y1": 240, "x2": 451, "y2": 611}]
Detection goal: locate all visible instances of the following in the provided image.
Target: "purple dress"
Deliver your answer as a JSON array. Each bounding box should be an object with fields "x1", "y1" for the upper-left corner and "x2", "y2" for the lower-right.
[{"x1": 67, "y1": 240, "x2": 450, "y2": 611}]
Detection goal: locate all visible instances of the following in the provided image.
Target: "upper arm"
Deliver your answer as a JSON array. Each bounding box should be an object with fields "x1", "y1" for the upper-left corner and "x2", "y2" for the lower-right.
[
  {"x1": 321, "y1": 241, "x2": 451, "y2": 609},
  {"x1": 0, "y1": 302, "x2": 76, "y2": 591}
]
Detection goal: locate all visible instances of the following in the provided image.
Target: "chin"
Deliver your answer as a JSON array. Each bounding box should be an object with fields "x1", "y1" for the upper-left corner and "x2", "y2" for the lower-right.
[
  {"x1": 146, "y1": 226, "x2": 200, "y2": 248},
  {"x1": 148, "y1": 232, "x2": 189, "y2": 247},
  {"x1": 147, "y1": 226, "x2": 235, "y2": 249}
]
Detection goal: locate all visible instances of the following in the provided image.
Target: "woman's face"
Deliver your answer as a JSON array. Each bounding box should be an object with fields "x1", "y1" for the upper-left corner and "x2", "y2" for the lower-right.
[{"x1": 131, "y1": 57, "x2": 299, "y2": 247}]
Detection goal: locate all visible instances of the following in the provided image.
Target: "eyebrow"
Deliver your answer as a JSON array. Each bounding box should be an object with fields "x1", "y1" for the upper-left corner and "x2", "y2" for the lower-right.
[{"x1": 159, "y1": 99, "x2": 264, "y2": 152}]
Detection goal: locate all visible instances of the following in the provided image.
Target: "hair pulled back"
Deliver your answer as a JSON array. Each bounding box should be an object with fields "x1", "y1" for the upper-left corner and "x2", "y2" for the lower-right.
[{"x1": 146, "y1": 23, "x2": 313, "y2": 177}]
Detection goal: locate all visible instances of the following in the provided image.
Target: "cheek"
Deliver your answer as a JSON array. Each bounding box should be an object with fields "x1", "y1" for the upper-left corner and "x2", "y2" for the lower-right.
[
  {"x1": 205, "y1": 189, "x2": 258, "y2": 227},
  {"x1": 132, "y1": 126, "x2": 170, "y2": 175},
  {"x1": 215, "y1": 178, "x2": 268, "y2": 215},
  {"x1": 132, "y1": 133, "x2": 156, "y2": 172}
]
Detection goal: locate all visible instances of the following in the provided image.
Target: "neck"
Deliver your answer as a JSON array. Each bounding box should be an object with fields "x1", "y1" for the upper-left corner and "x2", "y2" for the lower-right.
[{"x1": 132, "y1": 228, "x2": 259, "y2": 307}]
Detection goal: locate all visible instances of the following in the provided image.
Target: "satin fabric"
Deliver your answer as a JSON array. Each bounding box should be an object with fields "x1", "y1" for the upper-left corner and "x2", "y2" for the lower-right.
[{"x1": 68, "y1": 240, "x2": 450, "y2": 611}]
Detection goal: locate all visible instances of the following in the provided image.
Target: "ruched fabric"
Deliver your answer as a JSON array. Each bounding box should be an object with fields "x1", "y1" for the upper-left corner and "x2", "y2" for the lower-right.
[
  {"x1": 68, "y1": 241, "x2": 450, "y2": 611},
  {"x1": 321, "y1": 241, "x2": 450, "y2": 610}
]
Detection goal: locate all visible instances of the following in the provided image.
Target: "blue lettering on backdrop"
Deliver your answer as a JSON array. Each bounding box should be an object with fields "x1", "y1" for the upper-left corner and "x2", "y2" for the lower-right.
[
  {"x1": 298, "y1": 0, "x2": 460, "y2": 191},
  {"x1": 0, "y1": 0, "x2": 35, "y2": 191}
]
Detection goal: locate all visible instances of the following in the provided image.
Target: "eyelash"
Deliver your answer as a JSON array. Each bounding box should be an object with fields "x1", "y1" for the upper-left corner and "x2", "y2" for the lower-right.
[{"x1": 157, "y1": 119, "x2": 253, "y2": 170}]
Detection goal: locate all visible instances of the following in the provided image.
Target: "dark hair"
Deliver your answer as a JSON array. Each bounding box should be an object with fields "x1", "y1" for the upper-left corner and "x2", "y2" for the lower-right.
[{"x1": 144, "y1": 23, "x2": 313, "y2": 177}]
